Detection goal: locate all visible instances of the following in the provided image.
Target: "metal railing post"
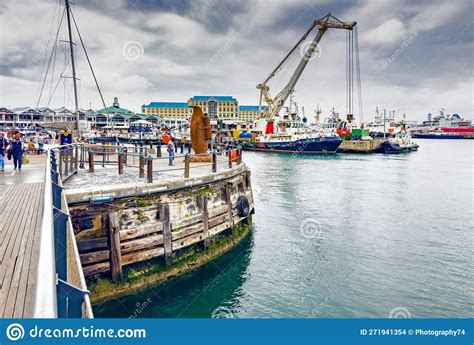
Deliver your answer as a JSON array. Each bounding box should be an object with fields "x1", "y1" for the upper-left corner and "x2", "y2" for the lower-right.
[
  {"x1": 74, "y1": 145, "x2": 79, "y2": 172},
  {"x1": 79, "y1": 144, "x2": 85, "y2": 169},
  {"x1": 156, "y1": 144, "x2": 161, "y2": 157},
  {"x1": 58, "y1": 150, "x2": 63, "y2": 176},
  {"x1": 228, "y1": 148, "x2": 232, "y2": 169},
  {"x1": 102, "y1": 143, "x2": 106, "y2": 167},
  {"x1": 237, "y1": 146, "x2": 242, "y2": 165},
  {"x1": 64, "y1": 149, "x2": 69, "y2": 178},
  {"x1": 212, "y1": 151, "x2": 217, "y2": 173}
]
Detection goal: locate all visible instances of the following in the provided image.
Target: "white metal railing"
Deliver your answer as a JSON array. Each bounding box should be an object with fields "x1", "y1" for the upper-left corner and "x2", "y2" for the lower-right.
[{"x1": 33, "y1": 147, "x2": 93, "y2": 318}]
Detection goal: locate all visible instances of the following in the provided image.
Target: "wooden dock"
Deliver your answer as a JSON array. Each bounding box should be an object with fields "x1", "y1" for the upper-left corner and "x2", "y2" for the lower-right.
[{"x1": 0, "y1": 182, "x2": 44, "y2": 318}]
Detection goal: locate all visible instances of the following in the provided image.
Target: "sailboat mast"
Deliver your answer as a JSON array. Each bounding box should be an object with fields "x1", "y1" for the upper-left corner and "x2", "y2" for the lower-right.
[{"x1": 65, "y1": 0, "x2": 80, "y2": 135}]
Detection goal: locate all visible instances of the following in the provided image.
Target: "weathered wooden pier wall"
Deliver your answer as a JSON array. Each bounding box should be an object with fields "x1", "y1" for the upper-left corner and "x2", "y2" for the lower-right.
[{"x1": 65, "y1": 164, "x2": 254, "y2": 282}]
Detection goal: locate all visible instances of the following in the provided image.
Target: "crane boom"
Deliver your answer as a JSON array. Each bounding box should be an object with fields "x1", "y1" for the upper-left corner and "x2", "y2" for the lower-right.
[{"x1": 257, "y1": 13, "x2": 356, "y2": 119}]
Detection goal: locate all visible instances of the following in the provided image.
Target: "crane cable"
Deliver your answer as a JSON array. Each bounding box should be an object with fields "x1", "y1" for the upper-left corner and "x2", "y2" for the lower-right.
[{"x1": 354, "y1": 25, "x2": 364, "y2": 123}]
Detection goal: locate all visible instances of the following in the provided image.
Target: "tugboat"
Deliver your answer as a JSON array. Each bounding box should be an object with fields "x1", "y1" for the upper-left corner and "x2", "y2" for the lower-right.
[
  {"x1": 242, "y1": 98, "x2": 342, "y2": 153},
  {"x1": 377, "y1": 131, "x2": 419, "y2": 154}
]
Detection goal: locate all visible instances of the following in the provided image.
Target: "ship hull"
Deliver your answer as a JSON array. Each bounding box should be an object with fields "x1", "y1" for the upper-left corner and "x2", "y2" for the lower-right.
[
  {"x1": 241, "y1": 137, "x2": 342, "y2": 154},
  {"x1": 376, "y1": 141, "x2": 419, "y2": 154},
  {"x1": 412, "y1": 133, "x2": 465, "y2": 139}
]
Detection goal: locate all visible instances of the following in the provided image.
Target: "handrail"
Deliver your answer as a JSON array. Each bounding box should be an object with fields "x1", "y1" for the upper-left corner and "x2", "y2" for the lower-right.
[
  {"x1": 33, "y1": 149, "x2": 58, "y2": 318},
  {"x1": 33, "y1": 146, "x2": 93, "y2": 318}
]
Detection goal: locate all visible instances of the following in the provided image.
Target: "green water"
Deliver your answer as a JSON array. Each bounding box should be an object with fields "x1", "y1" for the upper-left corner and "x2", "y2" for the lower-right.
[{"x1": 94, "y1": 139, "x2": 473, "y2": 318}]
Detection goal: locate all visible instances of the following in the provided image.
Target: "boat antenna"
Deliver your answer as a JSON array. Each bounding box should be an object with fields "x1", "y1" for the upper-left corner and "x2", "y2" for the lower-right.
[{"x1": 64, "y1": 0, "x2": 80, "y2": 136}]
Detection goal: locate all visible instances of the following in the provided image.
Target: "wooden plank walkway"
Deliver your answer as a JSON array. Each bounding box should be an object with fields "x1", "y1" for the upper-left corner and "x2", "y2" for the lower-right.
[{"x1": 0, "y1": 182, "x2": 44, "y2": 318}]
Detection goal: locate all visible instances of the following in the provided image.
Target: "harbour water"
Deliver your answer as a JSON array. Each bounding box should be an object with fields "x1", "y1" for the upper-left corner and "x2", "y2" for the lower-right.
[{"x1": 94, "y1": 140, "x2": 473, "y2": 318}]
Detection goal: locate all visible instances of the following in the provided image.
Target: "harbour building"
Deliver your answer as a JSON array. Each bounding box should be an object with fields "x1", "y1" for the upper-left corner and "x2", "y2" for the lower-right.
[
  {"x1": 142, "y1": 96, "x2": 266, "y2": 127},
  {"x1": 141, "y1": 102, "x2": 190, "y2": 127},
  {"x1": 239, "y1": 105, "x2": 268, "y2": 122},
  {"x1": 187, "y1": 96, "x2": 239, "y2": 121}
]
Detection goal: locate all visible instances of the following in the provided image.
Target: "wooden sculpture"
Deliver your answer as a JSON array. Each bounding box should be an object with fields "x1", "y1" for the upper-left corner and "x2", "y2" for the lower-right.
[{"x1": 190, "y1": 106, "x2": 212, "y2": 162}]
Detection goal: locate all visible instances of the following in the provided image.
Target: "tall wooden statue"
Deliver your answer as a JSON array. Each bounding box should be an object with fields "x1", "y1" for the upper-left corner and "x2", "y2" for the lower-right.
[{"x1": 190, "y1": 106, "x2": 212, "y2": 162}]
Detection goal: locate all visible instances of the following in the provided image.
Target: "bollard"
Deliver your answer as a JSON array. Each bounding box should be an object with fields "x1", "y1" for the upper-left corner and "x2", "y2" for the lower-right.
[
  {"x1": 237, "y1": 146, "x2": 242, "y2": 165},
  {"x1": 79, "y1": 145, "x2": 85, "y2": 169},
  {"x1": 187, "y1": 143, "x2": 192, "y2": 154},
  {"x1": 184, "y1": 154, "x2": 190, "y2": 178},
  {"x1": 156, "y1": 144, "x2": 162, "y2": 157},
  {"x1": 175, "y1": 142, "x2": 178, "y2": 153},
  {"x1": 88, "y1": 149, "x2": 94, "y2": 173},
  {"x1": 212, "y1": 151, "x2": 217, "y2": 173},
  {"x1": 139, "y1": 152, "x2": 145, "y2": 178},
  {"x1": 118, "y1": 151, "x2": 123, "y2": 175},
  {"x1": 102, "y1": 143, "x2": 106, "y2": 167},
  {"x1": 228, "y1": 148, "x2": 232, "y2": 169},
  {"x1": 146, "y1": 156, "x2": 153, "y2": 183}
]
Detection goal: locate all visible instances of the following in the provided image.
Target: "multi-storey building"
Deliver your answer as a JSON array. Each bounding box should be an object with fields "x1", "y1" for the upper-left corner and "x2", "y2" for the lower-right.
[
  {"x1": 141, "y1": 102, "x2": 190, "y2": 127},
  {"x1": 187, "y1": 96, "x2": 239, "y2": 121},
  {"x1": 142, "y1": 96, "x2": 265, "y2": 126},
  {"x1": 238, "y1": 105, "x2": 268, "y2": 122}
]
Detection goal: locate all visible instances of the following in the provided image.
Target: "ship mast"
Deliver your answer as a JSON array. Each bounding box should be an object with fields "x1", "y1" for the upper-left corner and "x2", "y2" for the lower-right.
[{"x1": 65, "y1": 0, "x2": 80, "y2": 135}]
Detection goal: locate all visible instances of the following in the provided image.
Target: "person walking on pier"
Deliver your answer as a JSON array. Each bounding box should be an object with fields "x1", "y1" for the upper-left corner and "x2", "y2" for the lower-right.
[
  {"x1": 180, "y1": 136, "x2": 187, "y2": 154},
  {"x1": 0, "y1": 132, "x2": 8, "y2": 172},
  {"x1": 167, "y1": 138, "x2": 175, "y2": 166},
  {"x1": 10, "y1": 131, "x2": 25, "y2": 171}
]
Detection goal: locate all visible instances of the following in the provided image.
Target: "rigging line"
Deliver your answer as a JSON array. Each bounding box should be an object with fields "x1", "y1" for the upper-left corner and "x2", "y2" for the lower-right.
[
  {"x1": 48, "y1": 36, "x2": 59, "y2": 105},
  {"x1": 70, "y1": 10, "x2": 107, "y2": 109},
  {"x1": 47, "y1": 55, "x2": 71, "y2": 106},
  {"x1": 35, "y1": 0, "x2": 60, "y2": 105},
  {"x1": 35, "y1": 7, "x2": 66, "y2": 110},
  {"x1": 354, "y1": 25, "x2": 363, "y2": 123}
]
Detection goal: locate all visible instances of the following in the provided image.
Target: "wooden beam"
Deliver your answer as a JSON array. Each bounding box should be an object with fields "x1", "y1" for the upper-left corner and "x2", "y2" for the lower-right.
[
  {"x1": 108, "y1": 212, "x2": 123, "y2": 282},
  {"x1": 160, "y1": 203, "x2": 172, "y2": 264}
]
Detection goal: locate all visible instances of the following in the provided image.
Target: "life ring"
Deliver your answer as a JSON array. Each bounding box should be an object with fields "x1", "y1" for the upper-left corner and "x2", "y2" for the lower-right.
[{"x1": 236, "y1": 196, "x2": 250, "y2": 217}]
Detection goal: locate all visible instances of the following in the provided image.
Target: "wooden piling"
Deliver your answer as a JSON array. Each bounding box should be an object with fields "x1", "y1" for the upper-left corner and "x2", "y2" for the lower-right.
[
  {"x1": 156, "y1": 145, "x2": 162, "y2": 157},
  {"x1": 139, "y1": 153, "x2": 145, "y2": 178},
  {"x1": 224, "y1": 183, "x2": 234, "y2": 230},
  {"x1": 237, "y1": 147, "x2": 242, "y2": 165},
  {"x1": 161, "y1": 203, "x2": 172, "y2": 264},
  {"x1": 184, "y1": 154, "x2": 190, "y2": 178},
  {"x1": 88, "y1": 150, "x2": 94, "y2": 173},
  {"x1": 108, "y1": 212, "x2": 123, "y2": 282},
  {"x1": 197, "y1": 195, "x2": 210, "y2": 248},
  {"x1": 147, "y1": 156, "x2": 153, "y2": 183},
  {"x1": 118, "y1": 151, "x2": 123, "y2": 175}
]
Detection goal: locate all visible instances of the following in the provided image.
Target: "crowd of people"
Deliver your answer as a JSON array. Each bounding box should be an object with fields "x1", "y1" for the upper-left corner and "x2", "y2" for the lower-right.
[{"x1": 0, "y1": 131, "x2": 47, "y2": 172}]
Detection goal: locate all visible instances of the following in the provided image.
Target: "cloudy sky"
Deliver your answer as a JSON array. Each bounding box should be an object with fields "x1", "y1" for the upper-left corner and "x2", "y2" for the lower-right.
[{"x1": 0, "y1": 0, "x2": 472, "y2": 122}]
